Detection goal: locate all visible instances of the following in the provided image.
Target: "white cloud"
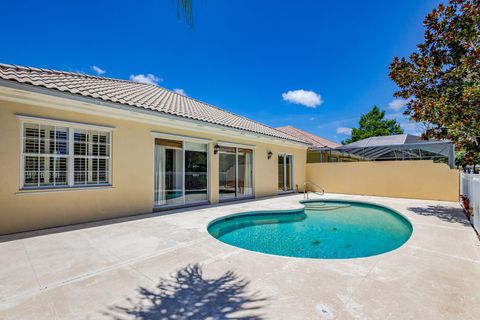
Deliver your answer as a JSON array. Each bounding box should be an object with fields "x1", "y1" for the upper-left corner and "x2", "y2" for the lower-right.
[
  {"x1": 336, "y1": 127, "x2": 352, "y2": 135},
  {"x1": 400, "y1": 121, "x2": 425, "y2": 135},
  {"x1": 282, "y1": 89, "x2": 323, "y2": 108},
  {"x1": 173, "y1": 88, "x2": 187, "y2": 96},
  {"x1": 129, "y1": 74, "x2": 163, "y2": 85},
  {"x1": 384, "y1": 112, "x2": 403, "y2": 119},
  {"x1": 91, "y1": 65, "x2": 106, "y2": 75},
  {"x1": 309, "y1": 117, "x2": 316, "y2": 121},
  {"x1": 316, "y1": 117, "x2": 357, "y2": 129},
  {"x1": 388, "y1": 98, "x2": 408, "y2": 111}
]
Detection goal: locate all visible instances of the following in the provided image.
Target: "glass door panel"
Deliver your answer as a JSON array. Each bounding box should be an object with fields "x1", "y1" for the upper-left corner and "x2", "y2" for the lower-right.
[
  {"x1": 165, "y1": 148, "x2": 184, "y2": 205},
  {"x1": 278, "y1": 154, "x2": 293, "y2": 192},
  {"x1": 278, "y1": 154, "x2": 285, "y2": 192},
  {"x1": 154, "y1": 144, "x2": 165, "y2": 206},
  {"x1": 285, "y1": 155, "x2": 292, "y2": 191},
  {"x1": 185, "y1": 142, "x2": 208, "y2": 203},
  {"x1": 219, "y1": 147, "x2": 237, "y2": 200},
  {"x1": 238, "y1": 148, "x2": 253, "y2": 197}
]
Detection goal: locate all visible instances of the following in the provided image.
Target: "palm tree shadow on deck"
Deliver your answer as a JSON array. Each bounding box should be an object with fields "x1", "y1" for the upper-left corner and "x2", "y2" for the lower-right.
[
  {"x1": 407, "y1": 205, "x2": 471, "y2": 226},
  {"x1": 105, "y1": 264, "x2": 267, "y2": 320}
]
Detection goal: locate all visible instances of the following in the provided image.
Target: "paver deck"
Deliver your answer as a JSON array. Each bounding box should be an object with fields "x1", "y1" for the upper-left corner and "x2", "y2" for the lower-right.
[{"x1": 0, "y1": 193, "x2": 479, "y2": 319}]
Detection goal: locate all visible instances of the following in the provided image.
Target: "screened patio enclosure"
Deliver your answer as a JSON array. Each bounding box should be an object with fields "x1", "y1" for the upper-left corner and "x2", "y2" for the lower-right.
[{"x1": 315, "y1": 134, "x2": 455, "y2": 168}]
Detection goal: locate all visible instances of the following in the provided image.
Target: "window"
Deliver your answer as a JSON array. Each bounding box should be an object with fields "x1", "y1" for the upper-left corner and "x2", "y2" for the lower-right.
[
  {"x1": 20, "y1": 118, "x2": 112, "y2": 189},
  {"x1": 23, "y1": 123, "x2": 69, "y2": 187},
  {"x1": 73, "y1": 129, "x2": 110, "y2": 185},
  {"x1": 219, "y1": 146, "x2": 253, "y2": 200}
]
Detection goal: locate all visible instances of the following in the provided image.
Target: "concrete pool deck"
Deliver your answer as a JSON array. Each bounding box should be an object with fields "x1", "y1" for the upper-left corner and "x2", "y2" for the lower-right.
[{"x1": 0, "y1": 193, "x2": 479, "y2": 319}]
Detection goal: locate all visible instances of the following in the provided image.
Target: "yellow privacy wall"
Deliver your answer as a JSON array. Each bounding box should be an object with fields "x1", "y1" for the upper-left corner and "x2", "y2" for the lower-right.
[{"x1": 306, "y1": 160, "x2": 459, "y2": 201}]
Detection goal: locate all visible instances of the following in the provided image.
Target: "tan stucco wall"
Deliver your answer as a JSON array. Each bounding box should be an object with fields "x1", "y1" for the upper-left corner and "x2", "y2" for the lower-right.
[
  {"x1": 307, "y1": 161, "x2": 459, "y2": 201},
  {"x1": 0, "y1": 99, "x2": 307, "y2": 235}
]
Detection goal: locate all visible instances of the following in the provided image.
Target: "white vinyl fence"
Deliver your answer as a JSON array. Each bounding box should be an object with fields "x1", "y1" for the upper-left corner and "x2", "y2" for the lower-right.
[{"x1": 460, "y1": 173, "x2": 480, "y2": 233}]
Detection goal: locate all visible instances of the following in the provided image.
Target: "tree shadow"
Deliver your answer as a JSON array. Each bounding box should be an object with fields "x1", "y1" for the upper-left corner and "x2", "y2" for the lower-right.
[
  {"x1": 407, "y1": 205, "x2": 471, "y2": 226},
  {"x1": 105, "y1": 264, "x2": 267, "y2": 320}
]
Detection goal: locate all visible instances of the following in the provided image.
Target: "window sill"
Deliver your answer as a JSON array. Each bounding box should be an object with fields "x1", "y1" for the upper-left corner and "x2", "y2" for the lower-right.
[
  {"x1": 153, "y1": 201, "x2": 210, "y2": 212},
  {"x1": 16, "y1": 185, "x2": 114, "y2": 195},
  {"x1": 278, "y1": 190, "x2": 294, "y2": 195},
  {"x1": 219, "y1": 196, "x2": 255, "y2": 203}
]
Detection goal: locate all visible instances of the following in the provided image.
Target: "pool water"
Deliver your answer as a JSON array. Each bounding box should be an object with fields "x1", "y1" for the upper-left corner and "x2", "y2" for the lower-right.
[{"x1": 208, "y1": 200, "x2": 412, "y2": 259}]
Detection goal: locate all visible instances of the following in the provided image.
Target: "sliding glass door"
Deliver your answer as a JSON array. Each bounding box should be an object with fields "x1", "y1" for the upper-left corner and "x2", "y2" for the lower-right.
[
  {"x1": 219, "y1": 146, "x2": 253, "y2": 200},
  {"x1": 278, "y1": 154, "x2": 293, "y2": 193},
  {"x1": 219, "y1": 147, "x2": 236, "y2": 200},
  {"x1": 184, "y1": 142, "x2": 208, "y2": 203},
  {"x1": 154, "y1": 138, "x2": 208, "y2": 207}
]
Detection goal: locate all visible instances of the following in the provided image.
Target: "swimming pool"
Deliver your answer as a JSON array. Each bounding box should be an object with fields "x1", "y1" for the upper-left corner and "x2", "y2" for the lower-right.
[{"x1": 208, "y1": 200, "x2": 412, "y2": 259}]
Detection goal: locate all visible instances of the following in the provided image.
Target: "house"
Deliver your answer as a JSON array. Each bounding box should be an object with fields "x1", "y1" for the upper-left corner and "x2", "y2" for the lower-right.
[
  {"x1": 0, "y1": 63, "x2": 310, "y2": 235},
  {"x1": 276, "y1": 126, "x2": 358, "y2": 163}
]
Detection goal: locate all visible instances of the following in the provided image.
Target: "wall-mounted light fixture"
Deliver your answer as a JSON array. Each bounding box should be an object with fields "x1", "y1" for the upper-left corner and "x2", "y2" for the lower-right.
[
  {"x1": 214, "y1": 144, "x2": 220, "y2": 155},
  {"x1": 267, "y1": 150, "x2": 273, "y2": 159}
]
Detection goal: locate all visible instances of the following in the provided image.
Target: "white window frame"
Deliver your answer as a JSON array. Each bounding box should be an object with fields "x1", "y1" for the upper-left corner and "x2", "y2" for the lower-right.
[
  {"x1": 278, "y1": 153, "x2": 294, "y2": 193},
  {"x1": 17, "y1": 115, "x2": 114, "y2": 190}
]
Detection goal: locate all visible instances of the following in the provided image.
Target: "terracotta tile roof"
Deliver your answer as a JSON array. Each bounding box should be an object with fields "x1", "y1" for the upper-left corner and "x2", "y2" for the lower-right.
[
  {"x1": 276, "y1": 125, "x2": 340, "y2": 148},
  {"x1": 0, "y1": 63, "x2": 307, "y2": 144}
]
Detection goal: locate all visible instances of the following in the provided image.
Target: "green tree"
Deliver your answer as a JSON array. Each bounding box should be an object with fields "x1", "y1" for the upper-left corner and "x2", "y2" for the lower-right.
[
  {"x1": 342, "y1": 106, "x2": 404, "y2": 145},
  {"x1": 389, "y1": 0, "x2": 479, "y2": 164}
]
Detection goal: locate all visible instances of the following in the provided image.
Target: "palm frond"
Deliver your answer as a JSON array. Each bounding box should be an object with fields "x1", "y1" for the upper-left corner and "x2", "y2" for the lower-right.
[{"x1": 176, "y1": 0, "x2": 194, "y2": 27}]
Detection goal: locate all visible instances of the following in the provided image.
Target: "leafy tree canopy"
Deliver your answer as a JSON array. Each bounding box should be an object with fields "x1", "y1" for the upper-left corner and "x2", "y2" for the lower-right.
[
  {"x1": 389, "y1": 0, "x2": 479, "y2": 164},
  {"x1": 342, "y1": 106, "x2": 404, "y2": 145}
]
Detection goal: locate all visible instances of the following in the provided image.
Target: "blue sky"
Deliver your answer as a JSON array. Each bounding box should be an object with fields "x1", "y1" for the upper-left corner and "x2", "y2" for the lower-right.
[{"x1": 0, "y1": 0, "x2": 442, "y2": 142}]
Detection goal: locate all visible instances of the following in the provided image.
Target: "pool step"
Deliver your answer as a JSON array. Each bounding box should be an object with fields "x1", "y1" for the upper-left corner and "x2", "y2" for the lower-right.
[{"x1": 306, "y1": 205, "x2": 351, "y2": 211}]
